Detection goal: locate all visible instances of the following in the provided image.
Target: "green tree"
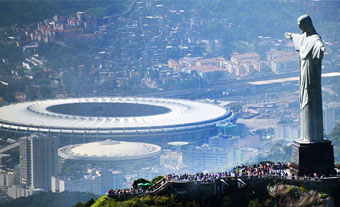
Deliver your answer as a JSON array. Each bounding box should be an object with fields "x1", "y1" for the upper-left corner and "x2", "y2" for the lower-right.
[
  {"x1": 132, "y1": 178, "x2": 150, "y2": 189},
  {"x1": 151, "y1": 175, "x2": 163, "y2": 185},
  {"x1": 248, "y1": 198, "x2": 263, "y2": 207},
  {"x1": 83, "y1": 198, "x2": 95, "y2": 207}
]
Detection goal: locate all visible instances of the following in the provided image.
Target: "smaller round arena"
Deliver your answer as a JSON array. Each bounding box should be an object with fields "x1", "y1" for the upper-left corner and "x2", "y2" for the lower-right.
[{"x1": 59, "y1": 140, "x2": 161, "y2": 171}]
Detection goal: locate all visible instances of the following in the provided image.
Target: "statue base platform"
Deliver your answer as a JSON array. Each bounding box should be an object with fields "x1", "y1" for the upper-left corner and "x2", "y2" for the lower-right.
[{"x1": 290, "y1": 140, "x2": 334, "y2": 176}]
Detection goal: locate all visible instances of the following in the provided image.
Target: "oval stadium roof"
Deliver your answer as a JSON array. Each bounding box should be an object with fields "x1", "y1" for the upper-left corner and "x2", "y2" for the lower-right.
[{"x1": 0, "y1": 97, "x2": 232, "y2": 135}]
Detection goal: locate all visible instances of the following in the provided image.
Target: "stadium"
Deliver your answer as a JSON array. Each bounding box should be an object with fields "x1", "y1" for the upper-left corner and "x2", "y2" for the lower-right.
[
  {"x1": 0, "y1": 97, "x2": 235, "y2": 146},
  {"x1": 58, "y1": 139, "x2": 162, "y2": 171}
]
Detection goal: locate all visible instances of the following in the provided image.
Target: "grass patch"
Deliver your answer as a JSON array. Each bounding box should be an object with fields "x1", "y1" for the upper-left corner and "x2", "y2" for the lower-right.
[
  {"x1": 318, "y1": 193, "x2": 328, "y2": 199},
  {"x1": 91, "y1": 196, "x2": 110, "y2": 207},
  {"x1": 286, "y1": 185, "x2": 293, "y2": 193},
  {"x1": 297, "y1": 186, "x2": 306, "y2": 193}
]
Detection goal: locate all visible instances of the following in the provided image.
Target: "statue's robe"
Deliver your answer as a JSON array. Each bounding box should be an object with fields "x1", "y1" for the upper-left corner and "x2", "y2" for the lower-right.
[{"x1": 291, "y1": 33, "x2": 324, "y2": 142}]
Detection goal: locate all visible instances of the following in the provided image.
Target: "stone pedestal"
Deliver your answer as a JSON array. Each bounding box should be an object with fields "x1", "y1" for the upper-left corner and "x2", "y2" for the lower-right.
[{"x1": 290, "y1": 140, "x2": 335, "y2": 176}]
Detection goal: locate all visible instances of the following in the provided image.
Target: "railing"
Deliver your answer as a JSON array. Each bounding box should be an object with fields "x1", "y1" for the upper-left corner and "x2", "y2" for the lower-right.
[
  {"x1": 152, "y1": 180, "x2": 169, "y2": 195},
  {"x1": 107, "y1": 178, "x2": 170, "y2": 199},
  {"x1": 148, "y1": 177, "x2": 166, "y2": 192}
]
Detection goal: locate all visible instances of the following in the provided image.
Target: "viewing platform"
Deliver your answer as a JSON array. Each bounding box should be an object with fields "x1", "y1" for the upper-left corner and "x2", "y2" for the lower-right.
[{"x1": 106, "y1": 172, "x2": 340, "y2": 201}]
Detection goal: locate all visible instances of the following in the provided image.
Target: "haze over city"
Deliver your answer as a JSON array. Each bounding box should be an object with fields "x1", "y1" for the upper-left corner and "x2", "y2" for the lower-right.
[{"x1": 0, "y1": 0, "x2": 339, "y2": 206}]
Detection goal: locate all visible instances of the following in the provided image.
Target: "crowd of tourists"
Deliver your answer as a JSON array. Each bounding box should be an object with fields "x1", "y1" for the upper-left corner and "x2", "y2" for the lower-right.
[
  {"x1": 107, "y1": 162, "x2": 338, "y2": 198},
  {"x1": 107, "y1": 162, "x2": 290, "y2": 197},
  {"x1": 231, "y1": 162, "x2": 290, "y2": 177},
  {"x1": 106, "y1": 188, "x2": 151, "y2": 198},
  {"x1": 164, "y1": 162, "x2": 290, "y2": 182}
]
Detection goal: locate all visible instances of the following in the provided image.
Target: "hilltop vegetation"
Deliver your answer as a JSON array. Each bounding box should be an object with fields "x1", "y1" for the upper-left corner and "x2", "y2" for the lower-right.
[
  {"x1": 85, "y1": 182, "x2": 335, "y2": 207},
  {"x1": 85, "y1": 194, "x2": 253, "y2": 207}
]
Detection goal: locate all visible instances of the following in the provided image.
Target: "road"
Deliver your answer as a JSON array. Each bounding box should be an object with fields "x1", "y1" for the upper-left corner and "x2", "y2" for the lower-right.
[
  {"x1": 134, "y1": 72, "x2": 299, "y2": 99},
  {"x1": 106, "y1": 0, "x2": 137, "y2": 19}
]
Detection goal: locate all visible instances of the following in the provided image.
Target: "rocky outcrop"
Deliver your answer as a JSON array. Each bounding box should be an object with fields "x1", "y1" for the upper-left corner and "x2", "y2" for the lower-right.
[{"x1": 267, "y1": 184, "x2": 334, "y2": 207}]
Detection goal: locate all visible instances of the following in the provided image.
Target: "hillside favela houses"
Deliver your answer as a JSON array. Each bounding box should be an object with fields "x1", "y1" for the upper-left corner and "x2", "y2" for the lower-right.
[
  {"x1": 29, "y1": 12, "x2": 102, "y2": 43},
  {"x1": 168, "y1": 51, "x2": 299, "y2": 79}
]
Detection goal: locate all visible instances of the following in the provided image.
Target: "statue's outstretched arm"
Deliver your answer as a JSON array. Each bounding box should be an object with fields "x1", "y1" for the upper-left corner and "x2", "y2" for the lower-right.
[{"x1": 284, "y1": 32, "x2": 292, "y2": 39}]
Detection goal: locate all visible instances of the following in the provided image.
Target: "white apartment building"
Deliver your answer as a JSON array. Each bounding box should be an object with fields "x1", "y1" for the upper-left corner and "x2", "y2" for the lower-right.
[{"x1": 19, "y1": 134, "x2": 59, "y2": 190}]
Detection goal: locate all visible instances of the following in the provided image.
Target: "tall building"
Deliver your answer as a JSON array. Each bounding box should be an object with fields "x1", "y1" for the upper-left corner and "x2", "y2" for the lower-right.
[
  {"x1": 323, "y1": 103, "x2": 340, "y2": 135},
  {"x1": 51, "y1": 169, "x2": 124, "y2": 195},
  {"x1": 182, "y1": 135, "x2": 240, "y2": 172},
  {"x1": 274, "y1": 121, "x2": 300, "y2": 141},
  {"x1": 19, "y1": 134, "x2": 59, "y2": 190},
  {"x1": 230, "y1": 53, "x2": 261, "y2": 74},
  {"x1": 266, "y1": 50, "x2": 298, "y2": 74}
]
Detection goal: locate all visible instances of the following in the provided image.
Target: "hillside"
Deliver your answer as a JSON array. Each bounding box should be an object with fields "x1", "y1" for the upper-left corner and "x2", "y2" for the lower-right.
[
  {"x1": 88, "y1": 182, "x2": 338, "y2": 207},
  {"x1": 0, "y1": 191, "x2": 96, "y2": 207},
  {"x1": 328, "y1": 123, "x2": 340, "y2": 163},
  {"x1": 0, "y1": 0, "x2": 133, "y2": 27}
]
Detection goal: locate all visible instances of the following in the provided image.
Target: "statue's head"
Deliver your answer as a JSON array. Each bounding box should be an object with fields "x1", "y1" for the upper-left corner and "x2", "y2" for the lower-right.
[{"x1": 297, "y1": 14, "x2": 316, "y2": 34}]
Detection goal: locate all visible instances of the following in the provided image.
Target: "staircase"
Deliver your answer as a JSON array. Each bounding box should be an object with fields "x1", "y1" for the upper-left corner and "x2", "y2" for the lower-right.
[{"x1": 148, "y1": 177, "x2": 170, "y2": 195}]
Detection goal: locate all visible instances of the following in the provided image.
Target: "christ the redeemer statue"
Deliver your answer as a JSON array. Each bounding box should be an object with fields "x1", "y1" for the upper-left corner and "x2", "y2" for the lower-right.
[
  {"x1": 286, "y1": 15, "x2": 334, "y2": 176},
  {"x1": 285, "y1": 14, "x2": 325, "y2": 143}
]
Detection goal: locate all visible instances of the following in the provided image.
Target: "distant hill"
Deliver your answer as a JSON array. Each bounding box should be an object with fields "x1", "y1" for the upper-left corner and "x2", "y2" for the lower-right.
[
  {"x1": 328, "y1": 123, "x2": 340, "y2": 163},
  {"x1": 0, "y1": 0, "x2": 133, "y2": 27},
  {"x1": 0, "y1": 191, "x2": 96, "y2": 207}
]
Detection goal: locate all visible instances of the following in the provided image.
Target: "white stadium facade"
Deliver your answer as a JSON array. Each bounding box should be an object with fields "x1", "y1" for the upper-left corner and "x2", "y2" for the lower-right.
[{"x1": 0, "y1": 97, "x2": 235, "y2": 146}]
